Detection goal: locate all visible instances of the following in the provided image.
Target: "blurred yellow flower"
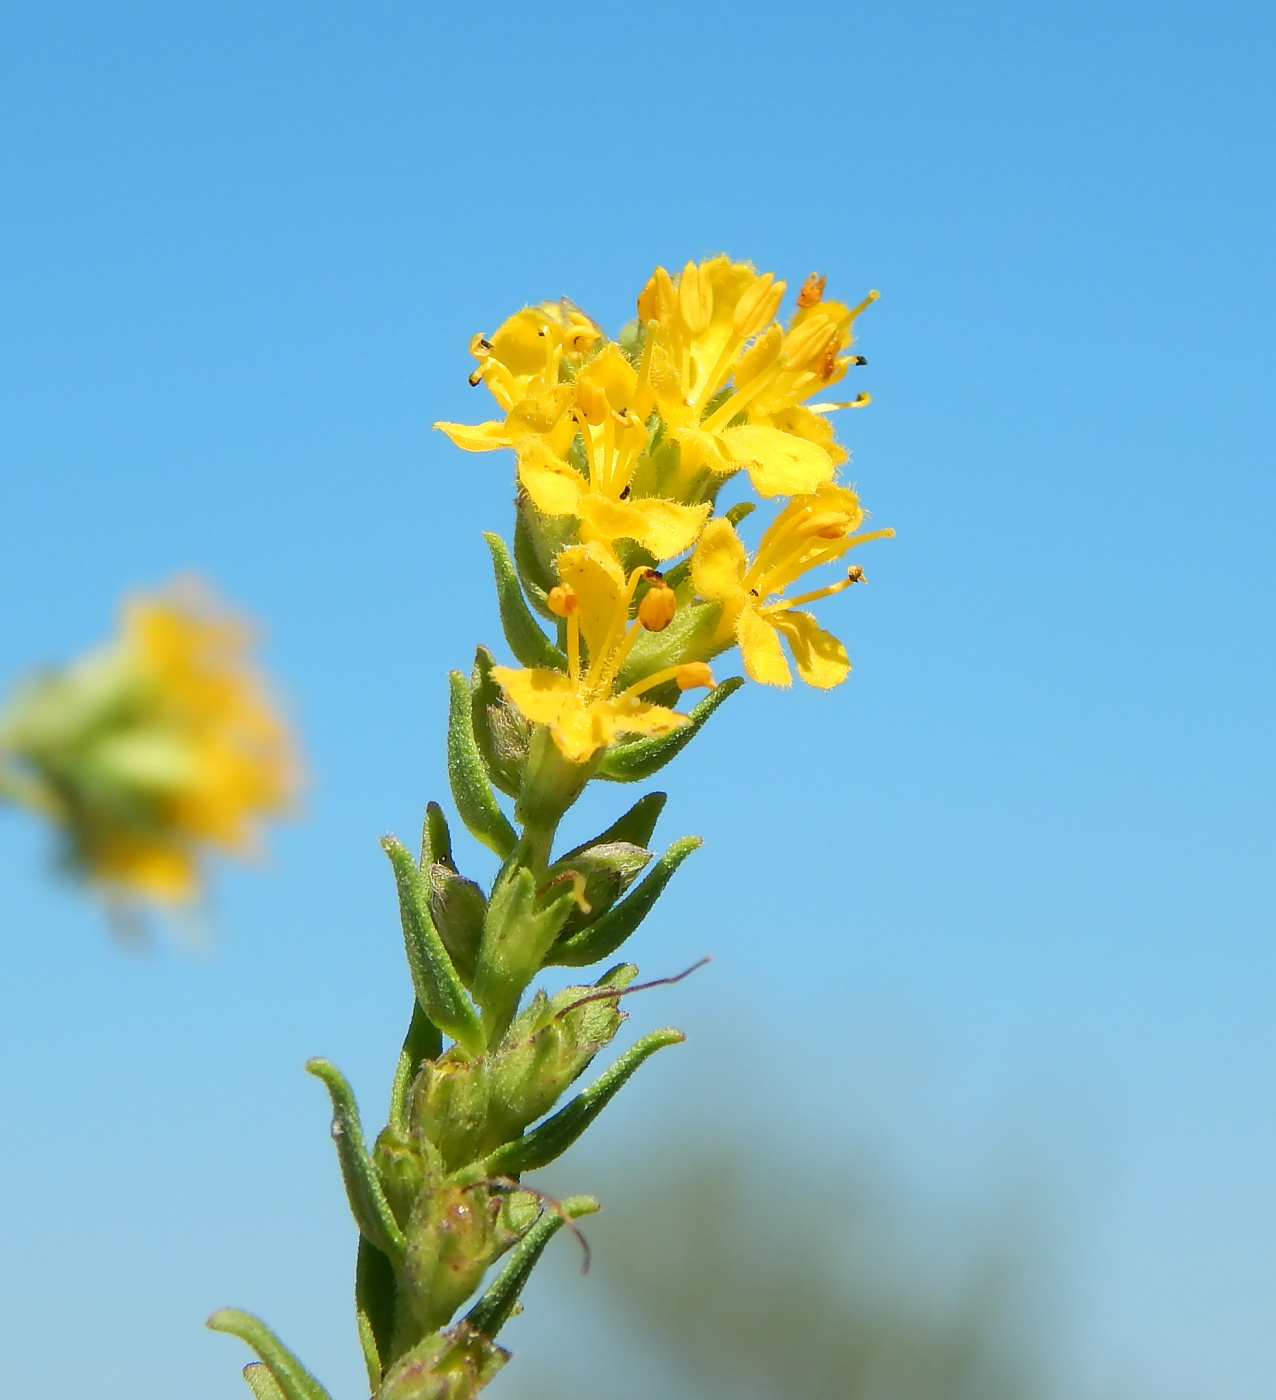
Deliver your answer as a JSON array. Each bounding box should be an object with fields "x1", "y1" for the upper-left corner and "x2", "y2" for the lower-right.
[
  {"x1": 691, "y1": 483, "x2": 894, "y2": 688},
  {"x1": 0, "y1": 580, "x2": 300, "y2": 904}
]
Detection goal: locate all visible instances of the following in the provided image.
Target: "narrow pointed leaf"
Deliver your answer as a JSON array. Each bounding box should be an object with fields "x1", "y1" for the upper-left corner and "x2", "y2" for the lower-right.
[
  {"x1": 243, "y1": 1365, "x2": 286, "y2": 1400},
  {"x1": 383, "y1": 837, "x2": 485, "y2": 1056},
  {"x1": 484, "y1": 532, "x2": 567, "y2": 670},
  {"x1": 448, "y1": 670, "x2": 517, "y2": 856},
  {"x1": 556, "y1": 791, "x2": 667, "y2": 864},
  {"x1": 471, "y1": 646, "x2": 530, "y2": 799},
  {"x1": 597, "y1": 678, "x2": 744, "y2": 782},
  {"x1": 355, "y1": 1238, "x2": 397, "y2": 1390},
  {"x1": 305, "y1": 1058, "x2": 406, "y2": 1260},
  {"x1": 389, "y1": 1000, "x2": 442, "y2": 1136},
  {"x1": 207, "y1": 1310, "x2": 332, "y2": 1400},
  {"x1": 482, "y1": 1029, "x2": 684, "y2": 1176},
  {"x1": 420, "y1": 801, "x2": 454, "y2": 871},
  {"x1": 548, "y1": 835, "x2": 701, "y2": 967},
  {"x1": 513, "y1": 503, "x2": 557, "y2": 617},
  {"x1": 466, "y1": 1196, "x2": 600, "y2": 1338}
]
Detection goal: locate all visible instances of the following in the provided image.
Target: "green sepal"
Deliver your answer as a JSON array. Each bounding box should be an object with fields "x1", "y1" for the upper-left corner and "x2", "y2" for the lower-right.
[
  {"x1": 356, "y1": 1238, "x2": 398, "y2": 1391},
  {"x1": 429, "y1": 864, "x2": 487, "y2": 986},
  {"x1": 448, "y1": 670, "x2": 518, "y2": 856},
  {"x1": 545, "y1": 841, "x2": 654, "y2": 944},
  {"x1": 465, "y1": 1196, "x2": 600, "y2": 1339},
  {"x1": 242, "y1": 1365, "x2": 286, "y2": 1400},
  {"x1": 547, "y1": 835, "x2": 701, "y2": 968},
  {"x1": 206, "y1": 1309, "x2": 333, "y2": 1400},
  {"x1": 556, "y1": 791, "x2": 667, "y2": 861},
  {"x1": 472, "y1": 866, "x2": 579, "y2": 1043},
  {"x1": 480, "y1": 1028, "x2": 685, "y2": 1176},
  {"x1": 471, "y1": 647, "x2": 531, "y2": 799},
  {"x1": 389, "y1": 1001, "x2": 442, "y2": 1136},
  {"x1": 383, "y1": 837, "x2": 485, "y2": 1057},
  {"x1": 375, "y1": 1322, "x2": 509, "y2": 1400},
  {"x1": 597, "y1": 678, "x2": 744, "y2": 782},
  {"x1": 483, "y1": 532, "x2": 567, "y2": 670},
  {"x1": 420, "y1": 801, "x2": 454, "y2": 871},
  {"x1": 305, "y1": 1058, "x2": 407, "y2": 1260},
  {"x1": 513, "y1": 501, "x2": 556, "y2": 618}
]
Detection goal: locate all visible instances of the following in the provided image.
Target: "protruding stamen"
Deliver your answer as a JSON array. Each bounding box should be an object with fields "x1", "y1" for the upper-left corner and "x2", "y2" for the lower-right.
[
  {"x1": 783, "y1": 314, "x2": 839, "y2": 373},
  {"x1": 547, "y1": 585, "x2": 578, "y2": 618},
  {"x1": 797, "y1": 273, "x2": 826, "y2": 308},
  {"x1": 678, "y1": 261, "x2": 713, "y2": 334},
  {"x1": 638, "y1": 267, "x2": 677, "y2": 327},
  {"x1": 732, "y1": 273, "x2": 786, "y2": 339},
  {"x1": 675, "y1": 662, "x2": 714, "y2": 690},
  {"x1": 468, "y1": 333, "x2": 493, "y2": 357},
  {"x1": 637, "y1": 573, "x2": 677, "y2": 632},
  {"x1": 846, "y1": 565, "x2": 866, "y2": 584}
]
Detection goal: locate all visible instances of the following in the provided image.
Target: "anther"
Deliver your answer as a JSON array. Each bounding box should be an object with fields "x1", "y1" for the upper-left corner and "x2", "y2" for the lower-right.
[
  {"x1": 783, "y1": 314, "x2": 838, "y2": 372},
  {"x1": 575, "y1": 379, "x2": 609, "y2": 426},
  {"x1": 799, "y1": 512, "x2": 850, "y2": 540},
  {"x1": 547, "y1": 585, "x2": 579, "y2": 618},
  {"x1": 675, "y1": 662, "x2": 715, "y2": 690},
  {"x1": 468, "y1": 333, "x2": 493, "y2": 357},
  {"x1": 847, "y1": 565, "x2": 867, "y2": 584},
  {"x1": 637, "y1": 573, "x2": 677, "y2": 632},
  {"x1": 797, "y1": 273, "x2": 826, "y2": 309},
  {"x1": 678, "y1": 261, "x2": 713, "y2": 335},
  {"x1": 732, "y1": 273, "x2": 786, "y2": 339},
  {"x1": 852, "y1": 355, "x2": 868, "y2": 366},
  {"x1": 637, "y1": 267, "x2": 677, "y2": 327},
  {"x1": 467, "y1": 368, "x2": 485, "y2": 387}
]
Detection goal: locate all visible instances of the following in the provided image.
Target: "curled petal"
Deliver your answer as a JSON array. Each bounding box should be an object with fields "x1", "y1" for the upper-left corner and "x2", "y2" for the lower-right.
[
  {"x1": 691, "y1": 518, "x2": 748, "y2": 604},
  {"x1": 434, "y1": 420, "x2": 513, "y2": 452},
  {"x1": 771, "y1": 609, "x2": 851, "y2": 688}
]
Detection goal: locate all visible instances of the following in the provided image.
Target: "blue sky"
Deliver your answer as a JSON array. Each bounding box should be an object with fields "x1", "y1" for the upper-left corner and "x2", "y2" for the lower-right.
[{"x1": 1, "y1": 1, "x2": 1274, "y2": 1397}]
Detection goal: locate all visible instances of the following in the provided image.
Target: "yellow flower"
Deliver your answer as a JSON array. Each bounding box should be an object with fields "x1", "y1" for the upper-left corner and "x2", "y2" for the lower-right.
[
  {"x1": 516, "y1": 344, "x2": 710, "y2": 559},
  {"x1": 433, "y1": 301, "x2": 599, "y2": 456},
  {"x1": 639, "y1": 257, "x2": 877, "y2": 499},
  {"x1": 0, "y1": 580, "x2": 300, "y2": 903},
  {"x1": 490, "y1": 543, "x2": 713, "y2": 764},
  {"x1": 691, "y1": 483, "x2": 894, "y2": 688}
]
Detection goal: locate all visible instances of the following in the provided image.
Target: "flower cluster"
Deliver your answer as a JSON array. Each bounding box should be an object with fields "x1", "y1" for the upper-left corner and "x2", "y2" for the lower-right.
[
  {"x1": 437, "y1": 256, "x2": 892, "y2": 764},
  {"x1": 0, "y1": 580, "x2": 299, "y2": 904}
]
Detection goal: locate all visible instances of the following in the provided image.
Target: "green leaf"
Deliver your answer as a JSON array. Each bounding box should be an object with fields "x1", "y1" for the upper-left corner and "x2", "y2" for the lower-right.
[
  {"x1": 448, "y1": 670, "x2": 517, "y2": 857},
  {"x1": 513, "y1": 504, "x2": 557, "y2": 617},
  {"x1": 388, "y1": 1001, "x2": 442, "y2": 1136},
  {"x1": 465, "y1": 1196, "x2": 600, "y2": 1338},
  {"x1": 597, "y1": 678, "x2": 744, "y2": 782},
  {"x1": 484, "y1": 532, "x2": 567, "y2": 670},
  {"x1": 355, "y1": 1238, "x2": 397, "y2": 1390},
  {"x1": 482, "y1": 1029, "x2": 685, "y2": 1176},
  {"x1": 242, "y1": 1365, "x2": 286, "y2": 1400},
  {"x1": 206, "y1": 1310, "x2": 332, "y2": 1400},
  {"x1": 547, "y1": 835, "x2": 701, "y2": 968},
  {"x1": 305, "y1": 1058, "x2": 407, "y2": 1260},
  {"x1": 420, "y1": 801, "x2": 454, "y2": 871},
  {"x1": 555, "y1": 791, "x2": 667, "y2": 863},
  {"x1": 383, "y1": 837, "x2": 485, "y2": 1057}
]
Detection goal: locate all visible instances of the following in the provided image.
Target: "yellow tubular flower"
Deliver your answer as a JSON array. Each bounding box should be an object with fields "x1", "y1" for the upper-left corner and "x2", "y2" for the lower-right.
[
  {"x1": 640, "y1": 256, "x2": 877, "y2": 499},
  {"x1": 516, "y1": 344, "x2": 710, "y2": 559},
  {"x1": 691, "y1": 483, "x2": 895, "y2": 688},
  {"x1": 491, "y1": 543, "x2": 714, "y2": 764},
  {"x1": 434, "y1": 301, "x2": 600, "y2": 455},
  {"x1": 0, "y1": 581, "x2": 300, "y2": 903}
]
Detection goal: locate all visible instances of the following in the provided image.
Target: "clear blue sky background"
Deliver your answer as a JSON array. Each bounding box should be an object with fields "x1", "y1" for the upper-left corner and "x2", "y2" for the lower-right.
[{"x1": 1, "y1": 1, "x2": 1273, "y2": 1397}]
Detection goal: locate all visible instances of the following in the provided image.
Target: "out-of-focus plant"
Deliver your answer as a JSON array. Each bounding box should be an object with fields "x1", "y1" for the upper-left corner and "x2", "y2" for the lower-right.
[
  {"x1": 520, "y1": 1145, "x2": 1047, "y2": 1400},
  {"x1": 0, "y1": 578, "x2": 300, "y2": 915},
  {"x1": 196, "y1": 256, "x2": 893, "y2": 1400}
]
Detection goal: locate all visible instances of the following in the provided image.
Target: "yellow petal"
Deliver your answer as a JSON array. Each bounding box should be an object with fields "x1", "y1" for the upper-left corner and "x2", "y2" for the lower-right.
[
  {"x1": 579, "y1": 495, "x2": 710, "y2": 559},
  {"x1": 490, "y1": 666, "x2": 573, "y2": 727},
  {"x1": 771, "y1": 610, "x2": 851, "y2": 688},
  {"x1": 601, "y1": 696, "x2": 688, "y2": 745},
  {"x1": 736, "y1": 605, "x2": 792, "y2": 686},
  {"x1": 719, "y1": 424, "x2": 837, "y2": 497},
  {"x1": 517, "y1": 441, "x2": 585, "y2": 517},
  {"x1": 433, "y1": 420, "x2": 512, "y2": 452},
  {"x1": 764, "y1": 405, "x2": 849, "y2": 466},
  {"x1": 551, "y1": 700, "x2": 606, "y2": 764},
  {"x1": 692, "y1": 518, "x2": 748, "y2": 604},
  {"x1": 556, "y1": 542, "x2": 627, "y2": 660},
  {"x1": 670, "y1": 425, "x2": 734, "y2": 475}
]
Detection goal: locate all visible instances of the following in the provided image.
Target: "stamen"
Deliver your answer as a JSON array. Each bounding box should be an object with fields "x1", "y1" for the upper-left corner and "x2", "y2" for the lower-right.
[
  {"x1": 678, "y1": 260, "x2": 713, "y2": 335},
  {"x1": 675, "y1": 662, "x2": 714, "y2": 690},
  {"x1": 796, "y1": 273, "x2": 826, "y2": 308},
  {"x1": 637, "y1": 573, "x2": 677, "y2": 632},
  {"x1": 732, "y1": 273, "x2": 786, "y2": 339}
]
